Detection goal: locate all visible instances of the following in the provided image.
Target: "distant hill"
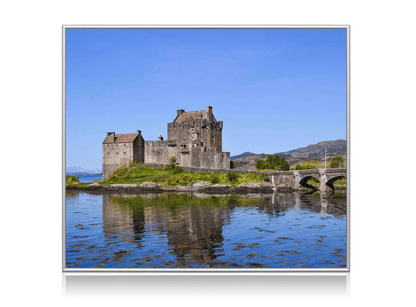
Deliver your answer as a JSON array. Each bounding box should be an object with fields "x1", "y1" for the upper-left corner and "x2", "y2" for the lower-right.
[
  {"x1": 274, "y1": 139, "x2": 346, "y2": 159},
  {"x1": 230, "y1": 152, "x2": 256, "y2": 160},
  {"x1": 66, "y1": 166, "x2": 102, "y2": 175},
  {"x1": 232, "y1": 140, "x2": 346, "y2": 170}
]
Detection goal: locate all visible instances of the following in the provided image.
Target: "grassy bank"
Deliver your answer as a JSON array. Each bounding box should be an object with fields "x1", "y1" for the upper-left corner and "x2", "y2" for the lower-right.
[
  {"x1": 66, "y1": 162, "x2": 346, "y2": 189},
  {"x1": 65, "y1": 175, "x2": 92, "y2": 188},
  {"x1": 290, "y1": 158, "x2": 347, "y2": 170},
  {"x1": 67, "y1": 162, "x2": 265, "y2": 188}
]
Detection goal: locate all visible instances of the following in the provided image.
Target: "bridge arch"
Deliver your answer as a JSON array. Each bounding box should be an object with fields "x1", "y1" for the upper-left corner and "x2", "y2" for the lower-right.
[
  {"x1": 324, "y1": 175, "x2": 346, "y2": 191},
  {"x1": 299, "y1": 175, "x2": 319, "y2": 191}
]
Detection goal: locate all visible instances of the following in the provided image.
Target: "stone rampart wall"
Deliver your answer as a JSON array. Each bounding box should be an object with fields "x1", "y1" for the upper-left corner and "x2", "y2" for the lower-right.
[{"x1": 144, "y1": 143, "x2": 230, "y2": 170}]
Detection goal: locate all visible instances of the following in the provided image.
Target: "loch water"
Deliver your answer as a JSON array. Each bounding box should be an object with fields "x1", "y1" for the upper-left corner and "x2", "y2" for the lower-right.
[
  {"x1": 77, "y1": 175, "x2": 102, "y2": 183},
  {"x1": 65, "y1": 191, "x2": 347, "y2": 269}
]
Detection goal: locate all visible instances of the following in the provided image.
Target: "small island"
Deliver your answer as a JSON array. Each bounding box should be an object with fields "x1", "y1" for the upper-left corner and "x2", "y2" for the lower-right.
[{"x1": 66, "y1": 159, "x2": 346, "y2": 195}]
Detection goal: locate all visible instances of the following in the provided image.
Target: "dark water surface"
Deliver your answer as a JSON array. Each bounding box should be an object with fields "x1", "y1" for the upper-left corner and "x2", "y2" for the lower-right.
[{"x1": 65, "y1": 191, "x2": 347, "y2": 269}]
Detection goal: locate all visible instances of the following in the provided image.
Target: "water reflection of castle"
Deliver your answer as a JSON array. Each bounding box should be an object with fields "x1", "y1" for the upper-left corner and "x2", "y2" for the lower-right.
[
  {"x1": 102, "y1": 194, "x2": 231, "y2": 266},
  {"x1": 101, "y1": 192, "x2": 346, "y2": 266}
]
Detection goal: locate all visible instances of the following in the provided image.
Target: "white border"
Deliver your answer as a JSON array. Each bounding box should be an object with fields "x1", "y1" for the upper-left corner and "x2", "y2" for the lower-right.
[{"x1": 59, "y1": 22, "x2": 352, "y2": 298}]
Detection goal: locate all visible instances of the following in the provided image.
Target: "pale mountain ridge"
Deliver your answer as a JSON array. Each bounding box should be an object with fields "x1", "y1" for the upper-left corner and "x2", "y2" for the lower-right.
[
  {"x1": 275, "y1": 139, "x2": 347, "y2": 159},
  {"x1": 66, "y1": 166, "x2": 102, "y2": 174},
  {"x1": 231, "y1": 139, "x2": 347, "y2": 170}
]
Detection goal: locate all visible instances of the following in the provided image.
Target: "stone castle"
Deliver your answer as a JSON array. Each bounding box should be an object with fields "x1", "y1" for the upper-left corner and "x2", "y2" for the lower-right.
[{"x1": 102, "y1": 106, "x2": 230, "y2": 179}]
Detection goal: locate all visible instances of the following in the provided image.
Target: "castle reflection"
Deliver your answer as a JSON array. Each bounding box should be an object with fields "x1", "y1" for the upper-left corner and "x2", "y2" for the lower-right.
[{"x1": 100, "y1": 192, "x2": 346, "y2": 267}]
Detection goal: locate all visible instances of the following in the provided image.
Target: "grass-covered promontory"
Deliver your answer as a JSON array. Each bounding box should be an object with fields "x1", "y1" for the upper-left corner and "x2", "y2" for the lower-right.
[
  {"x1": 66, "y1": 161, "x2": 265, "y2": 188},
  {"x1": 65, "y1": 175, "x2": 93, "y2": 187}
]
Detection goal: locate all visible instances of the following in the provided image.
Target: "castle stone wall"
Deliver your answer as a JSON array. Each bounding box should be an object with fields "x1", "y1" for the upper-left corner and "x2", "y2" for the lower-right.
[
  {"x1": 103, "y1": 142, "x2": 134, "y2": 179},
  {"x1": 102, "y1": 132, "x2": 144, "y2": 180},
  {"x1": 144, "y1": 141, "x2": 230, "y2": 170}
]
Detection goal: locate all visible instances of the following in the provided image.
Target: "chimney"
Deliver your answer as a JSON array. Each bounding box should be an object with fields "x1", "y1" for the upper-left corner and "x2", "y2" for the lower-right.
[
  {"x1": 177, "y1": 109, "x2": 185, "y2": 116},
  {"x1": 107, "y1": 132, "x2": 115, "y2": 142},
  {"x1": 137, "y1": 130, "x2": 141, "y2": 135},
  {"x1": 207, "y1": 106, "x2": 213, "y2": 122},
  {"x1": 158, "y1": 134, "x2": 163, "y2": 141}
]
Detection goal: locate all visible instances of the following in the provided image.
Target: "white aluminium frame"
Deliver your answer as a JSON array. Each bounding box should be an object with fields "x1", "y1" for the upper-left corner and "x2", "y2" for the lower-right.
[{"x1": 59, "y1": 22, "x2": 352, "y2": 298}]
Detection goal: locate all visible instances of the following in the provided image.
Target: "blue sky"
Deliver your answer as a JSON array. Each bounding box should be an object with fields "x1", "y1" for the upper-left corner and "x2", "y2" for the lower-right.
[{"x1": 66, "y1": 28, "x2": 347, "y2": 171}]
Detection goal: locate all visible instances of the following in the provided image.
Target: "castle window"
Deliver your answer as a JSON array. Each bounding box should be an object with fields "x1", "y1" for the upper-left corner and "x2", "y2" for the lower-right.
[
  {"x1": 116, "y1": 152, "x2": 118, "y2": 155},
  {"x1": 124, "y1": 152, "x2": 126, "y2": 155}
]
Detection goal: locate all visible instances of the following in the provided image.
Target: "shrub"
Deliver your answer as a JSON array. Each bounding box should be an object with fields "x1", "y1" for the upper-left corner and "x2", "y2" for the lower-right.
[
  {"x1": 168, "y1": 155, "x2": 177, "y2": 164},
  {"x1": 330, "y1": 155, "x2": 344, "y2": 168},
  {"x1": 172, "y1": 166, "x2": 184, "y2": 174},
  {"x1": 295, "y1": 164, "x2": 303, "y2": 170},
  {"x1": 295, "y1": 163, "x2": 316, "y2": 170},
  {"x1": 128, "y1": 160, "x2": 139, "y2": 168},
  {"x1": 259, "y1": 172, "x2": 270, "y2": 182},
  {"x1": 226, "y1": 172, "x2": 239, "y2": 182},
  {"x1": 66, "y1": 175, "x2": 79, "y2": 184},
  {"x1": 210, "y1": 174, "x2": 220, "y2": 184},
  {"x1": 165, "y1": 155, "x2": 177, "y2": 169}
]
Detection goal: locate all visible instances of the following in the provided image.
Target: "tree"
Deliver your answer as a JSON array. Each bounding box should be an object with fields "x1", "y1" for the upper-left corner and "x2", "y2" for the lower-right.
[
  {"x1": 255, "y1": 160, "x2": 265, "y2": 170},
  {"x1": 329, "y1": 155, "x2": 344, "y2": 168},
  {"x1": 280, "y1": 159, "x2": 290, "y2": 171},
  {"x1": 255, "y1": 155, "x2": 290, "y2": 171}
]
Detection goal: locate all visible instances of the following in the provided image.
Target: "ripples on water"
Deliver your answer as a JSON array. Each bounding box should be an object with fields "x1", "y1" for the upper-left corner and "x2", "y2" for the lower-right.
[{"x1": 65, "y1": 191, "x2": 347, "y2": 269}]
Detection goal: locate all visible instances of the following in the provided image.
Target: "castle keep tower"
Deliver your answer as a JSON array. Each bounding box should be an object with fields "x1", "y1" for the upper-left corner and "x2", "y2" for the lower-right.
[
  {"x1": 145, "y1": 106, "x2": 230, "y2": 169},
  {"x1": 167, "y1": 106, "x2": 223, "y2": 151},
  {"x1": 102, "y1": 107, "x2": 230, "y2": 179}
]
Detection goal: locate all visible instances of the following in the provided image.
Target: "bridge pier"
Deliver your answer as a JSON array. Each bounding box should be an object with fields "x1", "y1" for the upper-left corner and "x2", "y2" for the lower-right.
[{"x1": 319, "y1": 170, "x2": 334, "y2": 197}]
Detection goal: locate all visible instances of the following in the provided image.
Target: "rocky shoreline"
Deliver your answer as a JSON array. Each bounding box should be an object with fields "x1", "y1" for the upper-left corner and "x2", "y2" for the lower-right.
[{"x1": 65, "y1": 181, "x2": 318, "y2": 194}]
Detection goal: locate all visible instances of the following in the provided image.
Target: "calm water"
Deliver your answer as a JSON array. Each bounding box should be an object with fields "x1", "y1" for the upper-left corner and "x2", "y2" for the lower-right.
[
  {"x1": 65, "y1": 191, "x2": 347, "y2": 269},
  {"x1": 77, "y1": 175, "x2": 102, "y2": 183}
]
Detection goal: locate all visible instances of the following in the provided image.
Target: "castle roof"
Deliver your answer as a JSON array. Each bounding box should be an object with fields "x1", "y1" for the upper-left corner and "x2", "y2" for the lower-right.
[
  {"x1": 175, "y1": 110, "x2": 207, "y2": 122},
  {"x1": 174, "y1": 110, "x2": 216, "y2": 123},
  {"x1": 103, "y1": 133, "x2": 138, "y2": 144}
]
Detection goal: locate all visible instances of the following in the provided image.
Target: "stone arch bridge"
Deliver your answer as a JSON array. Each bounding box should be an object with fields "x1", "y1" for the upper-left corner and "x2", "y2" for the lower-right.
[
  {"x1": 146, "y1": 164, "x2": 347, "y2": 195},
  {"x1": 269, "y1": 168, "x2": 347, "y2": 195}
]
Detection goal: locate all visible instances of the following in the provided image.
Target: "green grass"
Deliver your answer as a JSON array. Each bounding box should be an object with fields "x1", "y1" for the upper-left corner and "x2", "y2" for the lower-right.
[
  {"x1": 100, "y1": 163, "x2": 265, "y2": 187},
  {"x1": 154, "y1": 171, "x2": 263, "y2": 187},
  {"x1": 65, "y1": 175, "x2": 93, "y2": 188},
  {"x1": 67, "y1": 163, "x2": 346, "y2": 189},
  {"x1": 305, "y1": 176, "x2": 347, "y2": 188},
  {"x1": 290, "y1": 158, "x2": 347, "y2": 170}
]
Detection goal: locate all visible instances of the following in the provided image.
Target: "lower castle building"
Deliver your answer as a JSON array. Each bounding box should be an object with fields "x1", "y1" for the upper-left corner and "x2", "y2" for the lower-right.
[{"x1": 102, "y1": 106, "x2": 230, "y2": 179}]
